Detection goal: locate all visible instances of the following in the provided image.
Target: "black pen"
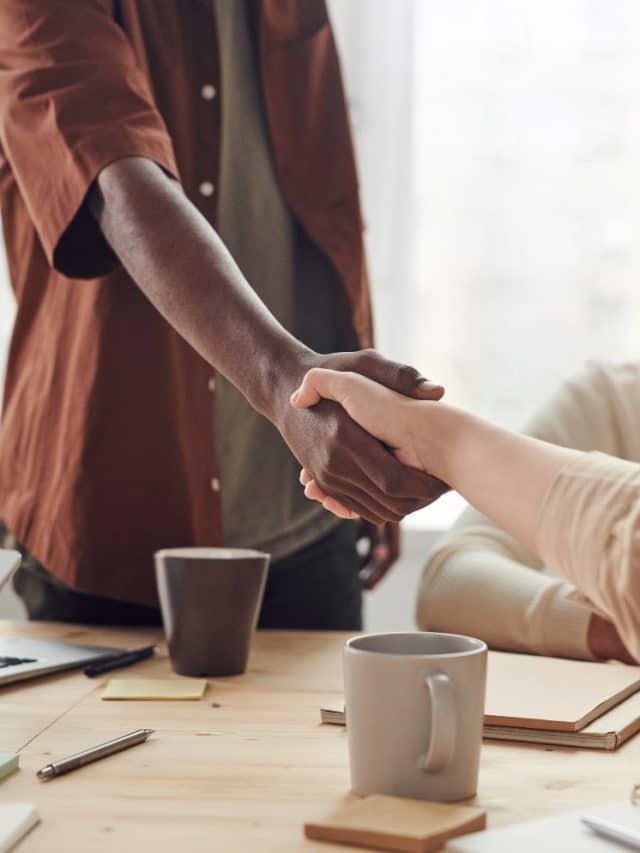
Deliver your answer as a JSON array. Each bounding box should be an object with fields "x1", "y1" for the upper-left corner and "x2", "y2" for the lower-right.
[{"x1": 84, "y1": 644, "x2": 156, "y2": 677}]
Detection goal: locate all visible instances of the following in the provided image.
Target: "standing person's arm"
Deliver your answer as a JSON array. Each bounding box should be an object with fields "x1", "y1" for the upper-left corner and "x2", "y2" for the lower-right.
[
  {"x1": 88, "y1": 158, "x2": 445, "y2": 524},
  {"x1": 0, "y1": 1, "x2": 446, "y2": 526},
  {"x1": 291, "y1": 369, "x2": 640, "y2": 661},
  {"x1": 419, "y1": 363, "x2": 640, "y2": 662}
]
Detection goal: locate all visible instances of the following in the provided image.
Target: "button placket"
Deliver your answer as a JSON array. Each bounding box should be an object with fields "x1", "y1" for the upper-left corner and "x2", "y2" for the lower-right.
[
  {"x1": 209, "y1": 379, "x2": 218, "y2": 492},
  {"x1": 199, "y1": 84, "x2": 216, "y2": 199}
]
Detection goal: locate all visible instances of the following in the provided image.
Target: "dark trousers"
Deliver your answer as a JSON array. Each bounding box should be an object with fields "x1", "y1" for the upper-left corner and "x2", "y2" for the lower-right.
[{"x1": 8, "y1": 522, "x2": 362, "y2": 630}]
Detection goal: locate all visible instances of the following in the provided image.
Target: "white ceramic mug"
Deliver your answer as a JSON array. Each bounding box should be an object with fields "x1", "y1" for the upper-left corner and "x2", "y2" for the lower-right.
[{"x1": 344, "y1": 632, "x2": 487, "y2": 802}]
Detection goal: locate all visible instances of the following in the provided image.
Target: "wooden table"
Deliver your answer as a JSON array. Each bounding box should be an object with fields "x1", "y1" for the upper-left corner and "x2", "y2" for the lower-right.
[{"x1": 1, "y1": 620, "x2": 639, "y2": 851}]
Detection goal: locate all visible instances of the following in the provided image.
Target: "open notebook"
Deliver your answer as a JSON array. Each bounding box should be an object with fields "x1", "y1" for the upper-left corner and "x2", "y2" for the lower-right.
[{"x1": 321, "y1": 651, "x2": 640, "y2": 749}]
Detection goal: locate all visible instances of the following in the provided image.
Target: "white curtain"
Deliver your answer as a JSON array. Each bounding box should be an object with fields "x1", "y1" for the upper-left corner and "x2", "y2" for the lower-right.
[{"x1": 328, "y1": 0, "x2": 640, "y2": 427}]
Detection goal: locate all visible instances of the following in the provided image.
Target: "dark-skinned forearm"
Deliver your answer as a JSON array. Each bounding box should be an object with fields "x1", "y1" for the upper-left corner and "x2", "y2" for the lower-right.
[
  {"x1": 88, "y1": 156, "x2": 310, "y2": 420},
  {"x1": 88, "y1": 156, "x2": 449, "y2": 525}
]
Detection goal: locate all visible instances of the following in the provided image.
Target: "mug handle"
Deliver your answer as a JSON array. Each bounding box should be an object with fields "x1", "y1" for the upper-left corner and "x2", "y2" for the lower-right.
[{"x1": 419, "y1": 673, "x2": 457, "y2": 773}]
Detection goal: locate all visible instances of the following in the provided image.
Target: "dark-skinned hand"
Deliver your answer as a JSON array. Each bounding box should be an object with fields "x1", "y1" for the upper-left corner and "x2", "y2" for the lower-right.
[
  {"x1": 357, "y1": 520, "x2": 400, "y2": 589},
  {"x1": 272, "y1": 349, "x2": 449, "y2": 526}
]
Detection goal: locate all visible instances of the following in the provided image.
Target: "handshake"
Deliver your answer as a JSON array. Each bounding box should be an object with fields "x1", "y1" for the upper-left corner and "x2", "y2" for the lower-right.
[
  {"x1": 283, "y1": 355, "x2": 640, "y2": 667},
  {"x1": 274, "y1": 347, "x2": 460, "y2": 535},
  {"x1": 272, "y1": 349, "x2": 449, "y2": 587},
  {"x1": 289, "y1": 367, "x2": 449, "y2": 520}
]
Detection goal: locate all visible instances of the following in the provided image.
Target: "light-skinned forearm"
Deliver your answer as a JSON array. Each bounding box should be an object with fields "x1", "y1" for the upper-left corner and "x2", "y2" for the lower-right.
[{"x1": 411, "y1": 403, "x2": 580, "y2": 553}]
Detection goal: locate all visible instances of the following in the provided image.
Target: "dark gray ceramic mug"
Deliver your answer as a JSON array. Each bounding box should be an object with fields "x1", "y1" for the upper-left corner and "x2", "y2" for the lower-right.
[{"x1": 154, "y1": 547, "x2": 270, "y2": 677}]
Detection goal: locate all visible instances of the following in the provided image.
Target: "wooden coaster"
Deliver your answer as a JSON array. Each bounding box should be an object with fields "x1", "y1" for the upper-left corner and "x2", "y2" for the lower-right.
[{"x1": 304, "y1": 795, "x2": 486, "y2": 853}]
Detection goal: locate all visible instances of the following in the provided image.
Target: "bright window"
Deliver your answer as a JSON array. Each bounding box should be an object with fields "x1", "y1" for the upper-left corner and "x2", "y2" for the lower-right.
[{"x1": 329, "y1": 0, "x2": 640, "y2": 431}]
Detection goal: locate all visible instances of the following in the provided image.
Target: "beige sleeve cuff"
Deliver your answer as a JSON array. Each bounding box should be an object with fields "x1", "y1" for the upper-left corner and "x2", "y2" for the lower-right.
[
  {"x1": 536, "y1": 451, "x2": 640, "y2": 659},
  {"x1": 419, "y1": 544, "x2": 595, "y2": 660},
  {"x1": 536, "y1": 452, "x2": 640, "y2": 599}
]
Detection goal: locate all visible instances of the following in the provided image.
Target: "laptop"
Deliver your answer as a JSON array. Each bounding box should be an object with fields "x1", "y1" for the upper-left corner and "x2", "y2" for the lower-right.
[{"x1": 0, "y1": 549, "x2": 123, "y2": 686}]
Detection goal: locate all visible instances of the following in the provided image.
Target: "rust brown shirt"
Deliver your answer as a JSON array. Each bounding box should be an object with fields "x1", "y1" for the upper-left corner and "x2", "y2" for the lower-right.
[{"x1": 0, "y1": 0, "x2": 372, "y2": 605}]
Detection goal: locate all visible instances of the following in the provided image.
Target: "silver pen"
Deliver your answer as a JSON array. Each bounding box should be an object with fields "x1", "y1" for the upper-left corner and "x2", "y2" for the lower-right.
[
  {"x1": 581, "y1": 816, "x2": 640, "y2": 850},
  {"x1": 37, "y1": 728, "x2": 153, "y2": 780}
]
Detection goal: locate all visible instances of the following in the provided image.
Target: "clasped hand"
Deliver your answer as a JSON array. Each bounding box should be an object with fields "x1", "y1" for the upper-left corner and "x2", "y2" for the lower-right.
[
  {"x1": 275, "y1": 351, "x2": 446, "y2": 528},
  {"x1": 289, "y1": 366, "x2": 436, "y2": 520}
]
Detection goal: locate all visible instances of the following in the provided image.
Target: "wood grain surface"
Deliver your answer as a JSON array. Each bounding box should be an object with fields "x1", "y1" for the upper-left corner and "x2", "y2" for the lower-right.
[{"x1": 0, "y1": 622, "x2": 638, "y2": 851}]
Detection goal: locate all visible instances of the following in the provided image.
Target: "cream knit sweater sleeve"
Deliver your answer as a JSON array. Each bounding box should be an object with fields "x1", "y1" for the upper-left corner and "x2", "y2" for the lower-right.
[
  {"x1": 417, "y1": 362, "x2": 640, "y2": 659},
  {"x1": 536, "y1": 451, "x2": 640, "y2": 662}
]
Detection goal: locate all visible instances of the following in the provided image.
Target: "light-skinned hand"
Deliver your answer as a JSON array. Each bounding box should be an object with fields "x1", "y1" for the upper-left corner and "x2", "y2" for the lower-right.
[{"x1": 290, "y1": 368, "x2": 445, "y2": 518}]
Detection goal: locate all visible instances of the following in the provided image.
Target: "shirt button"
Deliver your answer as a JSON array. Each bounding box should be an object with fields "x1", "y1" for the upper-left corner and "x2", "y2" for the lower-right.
[
  {"x1": 208, "y1": 376, "x2": 216, "y2": 392},
  {"x1": 201, "y1": 84, "x2": 217, "y2": 101},
  {"x1": 199, "y1": 181, "x2": 215, "y2": 197},
  {"x1": 210, "y1": 477, "x2": 220, "y2": 493}
]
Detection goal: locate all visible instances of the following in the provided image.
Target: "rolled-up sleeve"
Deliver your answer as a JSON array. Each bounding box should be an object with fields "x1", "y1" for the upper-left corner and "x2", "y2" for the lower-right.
[
  {"x1": 537, "y1": 451, "x2": 640, "y2": 660},
  {"x1": 0, "y1": 0, "x2": 179, "y2": 278}
]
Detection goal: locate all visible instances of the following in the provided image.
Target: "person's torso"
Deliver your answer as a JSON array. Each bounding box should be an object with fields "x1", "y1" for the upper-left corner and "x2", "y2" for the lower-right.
[{"x1": 0, "y1": 0, "x2": 369, "y2": 603}]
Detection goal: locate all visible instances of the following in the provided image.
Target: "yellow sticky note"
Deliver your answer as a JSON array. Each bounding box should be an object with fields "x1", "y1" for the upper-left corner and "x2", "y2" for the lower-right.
[{"x1": 102, "y1": 677, "x2": 207, "y2": 701}]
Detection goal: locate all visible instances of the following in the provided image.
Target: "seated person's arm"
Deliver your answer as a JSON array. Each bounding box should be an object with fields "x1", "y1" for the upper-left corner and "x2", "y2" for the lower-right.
[
  {"x1": 420, "y1": 363, "x2": 640, "y2": 663},
  {"x1": 292, "y1": 368, "x2": 640, "y2": 661},
  {"x1": 418, "y1": 508, "x2": 597, "y2": 660}
]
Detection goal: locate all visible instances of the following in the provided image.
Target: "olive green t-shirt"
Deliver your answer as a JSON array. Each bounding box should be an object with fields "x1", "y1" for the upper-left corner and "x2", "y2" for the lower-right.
[{"x1": 213, "y1": 0, "x2": 340, "y2": 560}]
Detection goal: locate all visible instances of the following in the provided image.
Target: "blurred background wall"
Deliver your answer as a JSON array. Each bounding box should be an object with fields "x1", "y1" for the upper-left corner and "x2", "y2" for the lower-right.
[{"x1": 328, "y1": 0, "x2": 640, "y2": 427}]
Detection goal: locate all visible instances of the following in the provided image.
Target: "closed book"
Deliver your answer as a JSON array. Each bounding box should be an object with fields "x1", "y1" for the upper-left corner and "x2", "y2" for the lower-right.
[{"x1": 321, "y1": 651, "x2": 640, "y2": 750}]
